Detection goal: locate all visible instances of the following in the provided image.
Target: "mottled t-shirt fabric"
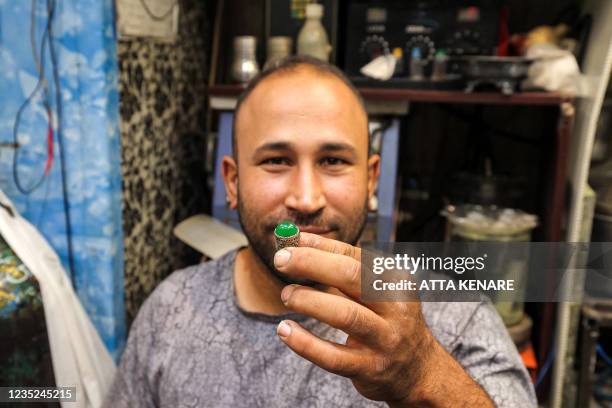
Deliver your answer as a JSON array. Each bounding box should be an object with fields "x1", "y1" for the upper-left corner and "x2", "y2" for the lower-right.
[{"x1": 104, "y1": 250, "x2": 536, "y2": 408}]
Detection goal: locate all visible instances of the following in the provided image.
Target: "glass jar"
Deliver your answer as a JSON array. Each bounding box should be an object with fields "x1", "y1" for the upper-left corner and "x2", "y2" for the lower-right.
[{"x1": 442, "y1": 204, "x2": 538, "y2": 326}]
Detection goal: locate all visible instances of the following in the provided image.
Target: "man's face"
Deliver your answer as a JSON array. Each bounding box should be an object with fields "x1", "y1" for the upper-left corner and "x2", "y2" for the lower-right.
[{"x1": 223, "y1": 68, "x2": 380, "y2": 284}]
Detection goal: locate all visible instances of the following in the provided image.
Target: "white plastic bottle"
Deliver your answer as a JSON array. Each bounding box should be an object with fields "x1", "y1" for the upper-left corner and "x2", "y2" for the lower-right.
[{"x1": 297, "y1": 4, "x2": 332, "y2": 62}]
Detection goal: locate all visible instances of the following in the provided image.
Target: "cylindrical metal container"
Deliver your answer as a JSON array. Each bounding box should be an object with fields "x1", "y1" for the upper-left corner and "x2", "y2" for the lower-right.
[
  {"x1": 231, "y1": 36, "x2": 260, "y2": 83},
  {"x1": 264, "y1": 36, "x2": 292, "y2": 71}
]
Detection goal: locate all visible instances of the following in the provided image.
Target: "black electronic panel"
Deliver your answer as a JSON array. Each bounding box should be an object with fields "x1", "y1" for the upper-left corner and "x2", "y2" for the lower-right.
[{"x1": 343, "y1": 0, "x2": 501, "y2": 86}]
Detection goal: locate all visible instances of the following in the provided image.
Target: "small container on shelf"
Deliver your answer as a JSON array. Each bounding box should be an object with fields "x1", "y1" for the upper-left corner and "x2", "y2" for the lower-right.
[
  {"x1": 297, "y1": 4, "x2": 332, "y2": 62},
  {"x1": 264, "y1": 36, "x2": 293, "y2": 71},
  {"x1": 409, "y1": 47, "x2": 425, "y2": 80},
  {"x1": 431, "y1": 49, "x2": 449, "y2": 81},
  {"x1": 231, "y1": 36, "x2": 260, "y2": 83}
]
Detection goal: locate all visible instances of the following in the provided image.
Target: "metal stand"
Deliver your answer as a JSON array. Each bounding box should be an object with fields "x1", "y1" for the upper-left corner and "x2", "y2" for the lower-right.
[{"x1": 577, "y1": 301, "x2": 612, "y2": 408}]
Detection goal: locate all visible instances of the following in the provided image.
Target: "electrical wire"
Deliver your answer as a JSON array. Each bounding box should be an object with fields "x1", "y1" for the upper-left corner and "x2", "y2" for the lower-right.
[
  {"x1": 535, "y1": 343, "x2": 612, "y2": 388},
  {"x1": 535, "y1": 341, "x2": 612, "y2": 395},
  {"x1": 138, "y1": 0, "x2": 177, "y2": 21},
  {"x1": 30, "y1": 0, "x2": 44, "y2": 76},
  {"x1": 46, "y1": 0, "x2": 77, "y2": 286},
  {"x1": 598, "y1": 343, "x2": 612, "y2": 367},
  {"x1": 25, "y1": 0, "x2": 53, "y2": 229},
  {"x1": 35, "y1": 169, "x2": 52, "y2": 229},
  {"x1": 536, "y1": 341, "x2": 556, "y2": 388},
  {"x1": 594, "y1": 348, "x2": 612, "y2": 403},
  {"x1": 12, "y1": 0, "x2": 54, "y2": 195}
]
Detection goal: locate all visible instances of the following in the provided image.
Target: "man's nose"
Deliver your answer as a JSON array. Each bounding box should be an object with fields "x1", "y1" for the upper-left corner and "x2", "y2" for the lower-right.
[{"x1": 284, "y1": 163, "x2": 326, "y2": 214}]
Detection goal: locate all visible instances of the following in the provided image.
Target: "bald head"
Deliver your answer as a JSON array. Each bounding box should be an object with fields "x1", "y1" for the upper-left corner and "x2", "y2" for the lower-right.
[{"x1": 232, "y1": 56, "x2": 369, "y2": 160}]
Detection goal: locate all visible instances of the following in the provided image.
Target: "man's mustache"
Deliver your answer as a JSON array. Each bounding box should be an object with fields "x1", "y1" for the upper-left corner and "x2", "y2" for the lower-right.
[{"x1": 266, "y1": 210, "x2": 339, "y2": 231}]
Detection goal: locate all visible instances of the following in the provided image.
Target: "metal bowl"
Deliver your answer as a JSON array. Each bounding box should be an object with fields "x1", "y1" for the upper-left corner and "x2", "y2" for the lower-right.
[{"x1": 458, "y1": 56, "x2": 534, "y2": 80}]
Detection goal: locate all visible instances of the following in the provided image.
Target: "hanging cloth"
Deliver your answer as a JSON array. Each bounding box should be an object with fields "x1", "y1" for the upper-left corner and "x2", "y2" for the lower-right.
[{"x1": 0, "y1": 188, "x2": 115, "y2": 408}]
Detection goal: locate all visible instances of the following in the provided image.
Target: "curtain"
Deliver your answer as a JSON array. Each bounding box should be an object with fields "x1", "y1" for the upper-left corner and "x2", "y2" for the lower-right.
[{"x1": 0, "y1": 0, "x2": 125, "y2": 359}]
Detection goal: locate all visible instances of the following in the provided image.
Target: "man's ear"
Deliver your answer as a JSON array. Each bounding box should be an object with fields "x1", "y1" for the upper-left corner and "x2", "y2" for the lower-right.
[
  {"x1": 222, "y1": 156, "x2": 239, "y2": 209},
  {"x1": 367, "y1": 154, "x2": 381, "y2": 202}
]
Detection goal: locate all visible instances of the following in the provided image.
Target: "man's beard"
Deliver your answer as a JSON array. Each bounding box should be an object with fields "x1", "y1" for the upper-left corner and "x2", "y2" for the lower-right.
[{"x1": 236, "y1": 190, "x2": 369, "y2": 286}]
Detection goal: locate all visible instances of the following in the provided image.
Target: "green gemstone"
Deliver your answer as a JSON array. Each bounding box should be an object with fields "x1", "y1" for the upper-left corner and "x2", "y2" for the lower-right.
[{"x1": 274, "y1": 220, "x2": 299, "y2": 237}]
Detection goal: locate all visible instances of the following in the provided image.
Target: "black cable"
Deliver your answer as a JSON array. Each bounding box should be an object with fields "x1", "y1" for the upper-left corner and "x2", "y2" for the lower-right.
[
  {"x1": 30, "y1": 0, "x2": 54, "y2": 228},
  {"x1": 35, "y1": 163, "x2": 53, "y2": 229},
  {"x1": 138, "y1": 0, "x2": 177, "y2": 21},
  {"x1": 30, "y1": 1, "x2": 51, "y2": 107},
  {"x1": 46, "y1": 0, "x2": 77, "y2": 287},
  {"x1": 536, "y1": 340, "x2": 556, "y2": 388},
  {"x1": 12, "y1": 0, "x2": 52, "y2": 195},
  {"x1": 31, "y1": 0, "x2": 43, "y2": 76}
]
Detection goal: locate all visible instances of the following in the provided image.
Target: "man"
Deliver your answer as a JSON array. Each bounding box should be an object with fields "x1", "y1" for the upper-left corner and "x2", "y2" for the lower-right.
[{"x1": 105, "y1": 56, "x2": 536, "y2": 407}]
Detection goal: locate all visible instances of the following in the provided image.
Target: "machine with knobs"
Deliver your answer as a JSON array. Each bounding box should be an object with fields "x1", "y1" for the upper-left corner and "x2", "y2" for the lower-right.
[
  {"x1": 342, "y1": 0, "x2": 501, "y2": 88},
  {"x1": 359, "y1": 35, "x2": 391, "y2": 64}
]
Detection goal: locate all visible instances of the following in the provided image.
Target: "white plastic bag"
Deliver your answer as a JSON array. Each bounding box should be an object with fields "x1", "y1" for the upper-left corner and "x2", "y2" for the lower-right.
[
  {"x1": 523, "y1": 44, "x2": 585, "y2": 94},
  {"x1": 360, "y1": 54, "x2": 397, "y2": 81}
]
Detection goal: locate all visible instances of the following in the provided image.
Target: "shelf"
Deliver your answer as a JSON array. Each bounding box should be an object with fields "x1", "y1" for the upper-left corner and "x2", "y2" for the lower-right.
[
  {"x1": 209, "y1": 84, "x2": 574, "y2": 107},
  {"x1": 357, "y1": 88, "x2": 573, "y2": 106}
]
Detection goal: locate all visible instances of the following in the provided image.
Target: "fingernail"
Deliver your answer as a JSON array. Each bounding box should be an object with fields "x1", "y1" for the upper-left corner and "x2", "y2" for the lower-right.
[
  {"x1": 274, "y1": 249, "x2": 291, "y2": 268},
  {"x1": 277, "y1": 321, "x2": 291, "y2": 338},
  {"x1": 281, "y1": 284, "x2": 296, "y2": 304}
]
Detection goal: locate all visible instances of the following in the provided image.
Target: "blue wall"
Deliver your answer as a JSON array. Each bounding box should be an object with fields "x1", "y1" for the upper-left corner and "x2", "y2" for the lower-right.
[{"x1": 0, "y1": 0, "x2": 125, "y2": 359}]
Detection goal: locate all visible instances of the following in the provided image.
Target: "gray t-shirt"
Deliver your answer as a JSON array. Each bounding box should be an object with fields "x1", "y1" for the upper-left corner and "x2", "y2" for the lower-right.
[{"x1": 105, "y1": 250, "x2": 536, "y2": 407}]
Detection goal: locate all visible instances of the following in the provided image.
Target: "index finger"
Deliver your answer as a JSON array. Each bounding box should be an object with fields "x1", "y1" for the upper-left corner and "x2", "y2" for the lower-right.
[
  {"x1": 299, "y1": 232, "x2": 361, "y2": 261},
  {"x1": 274, "y1": 246, "x2": 397, "y2": 315},
  {"x1": 276, "y1": 246, "x2": 362, "y2": 299}
]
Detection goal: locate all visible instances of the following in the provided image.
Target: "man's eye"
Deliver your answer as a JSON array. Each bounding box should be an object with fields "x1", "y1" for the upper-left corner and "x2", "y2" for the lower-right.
[
  {"x1": 261, "y1": 157, "x2": 290, "y2": 166},
  {"x1": 321, "y1": 157, "x2": 348, "y2": 166}
]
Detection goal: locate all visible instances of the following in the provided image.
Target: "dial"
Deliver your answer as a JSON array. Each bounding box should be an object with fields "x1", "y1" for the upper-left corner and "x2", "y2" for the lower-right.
[
  {"x1": 359, "y1": 35, "x2": 390, "y2": 64},
  {"x1": 447, "y1": 29, "x2": 486, "y2": 55},
  {"x1": 405, "y1": 35, "x2": 436, "y2": 62}
]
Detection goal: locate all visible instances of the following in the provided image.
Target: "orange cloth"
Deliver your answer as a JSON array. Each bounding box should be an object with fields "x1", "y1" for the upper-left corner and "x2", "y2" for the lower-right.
[{"x1": 520, "y1": 342, "x2": 538, "y2": 383}]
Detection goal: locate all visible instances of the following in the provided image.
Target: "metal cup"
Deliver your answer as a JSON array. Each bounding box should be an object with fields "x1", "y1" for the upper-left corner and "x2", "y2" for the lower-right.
[
  {"x1": 264, "y1": 36, "x2": 292, "y2": 71},
  {"x1": 231, "y1": 36, "x2": 260, "y2": 83}
]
